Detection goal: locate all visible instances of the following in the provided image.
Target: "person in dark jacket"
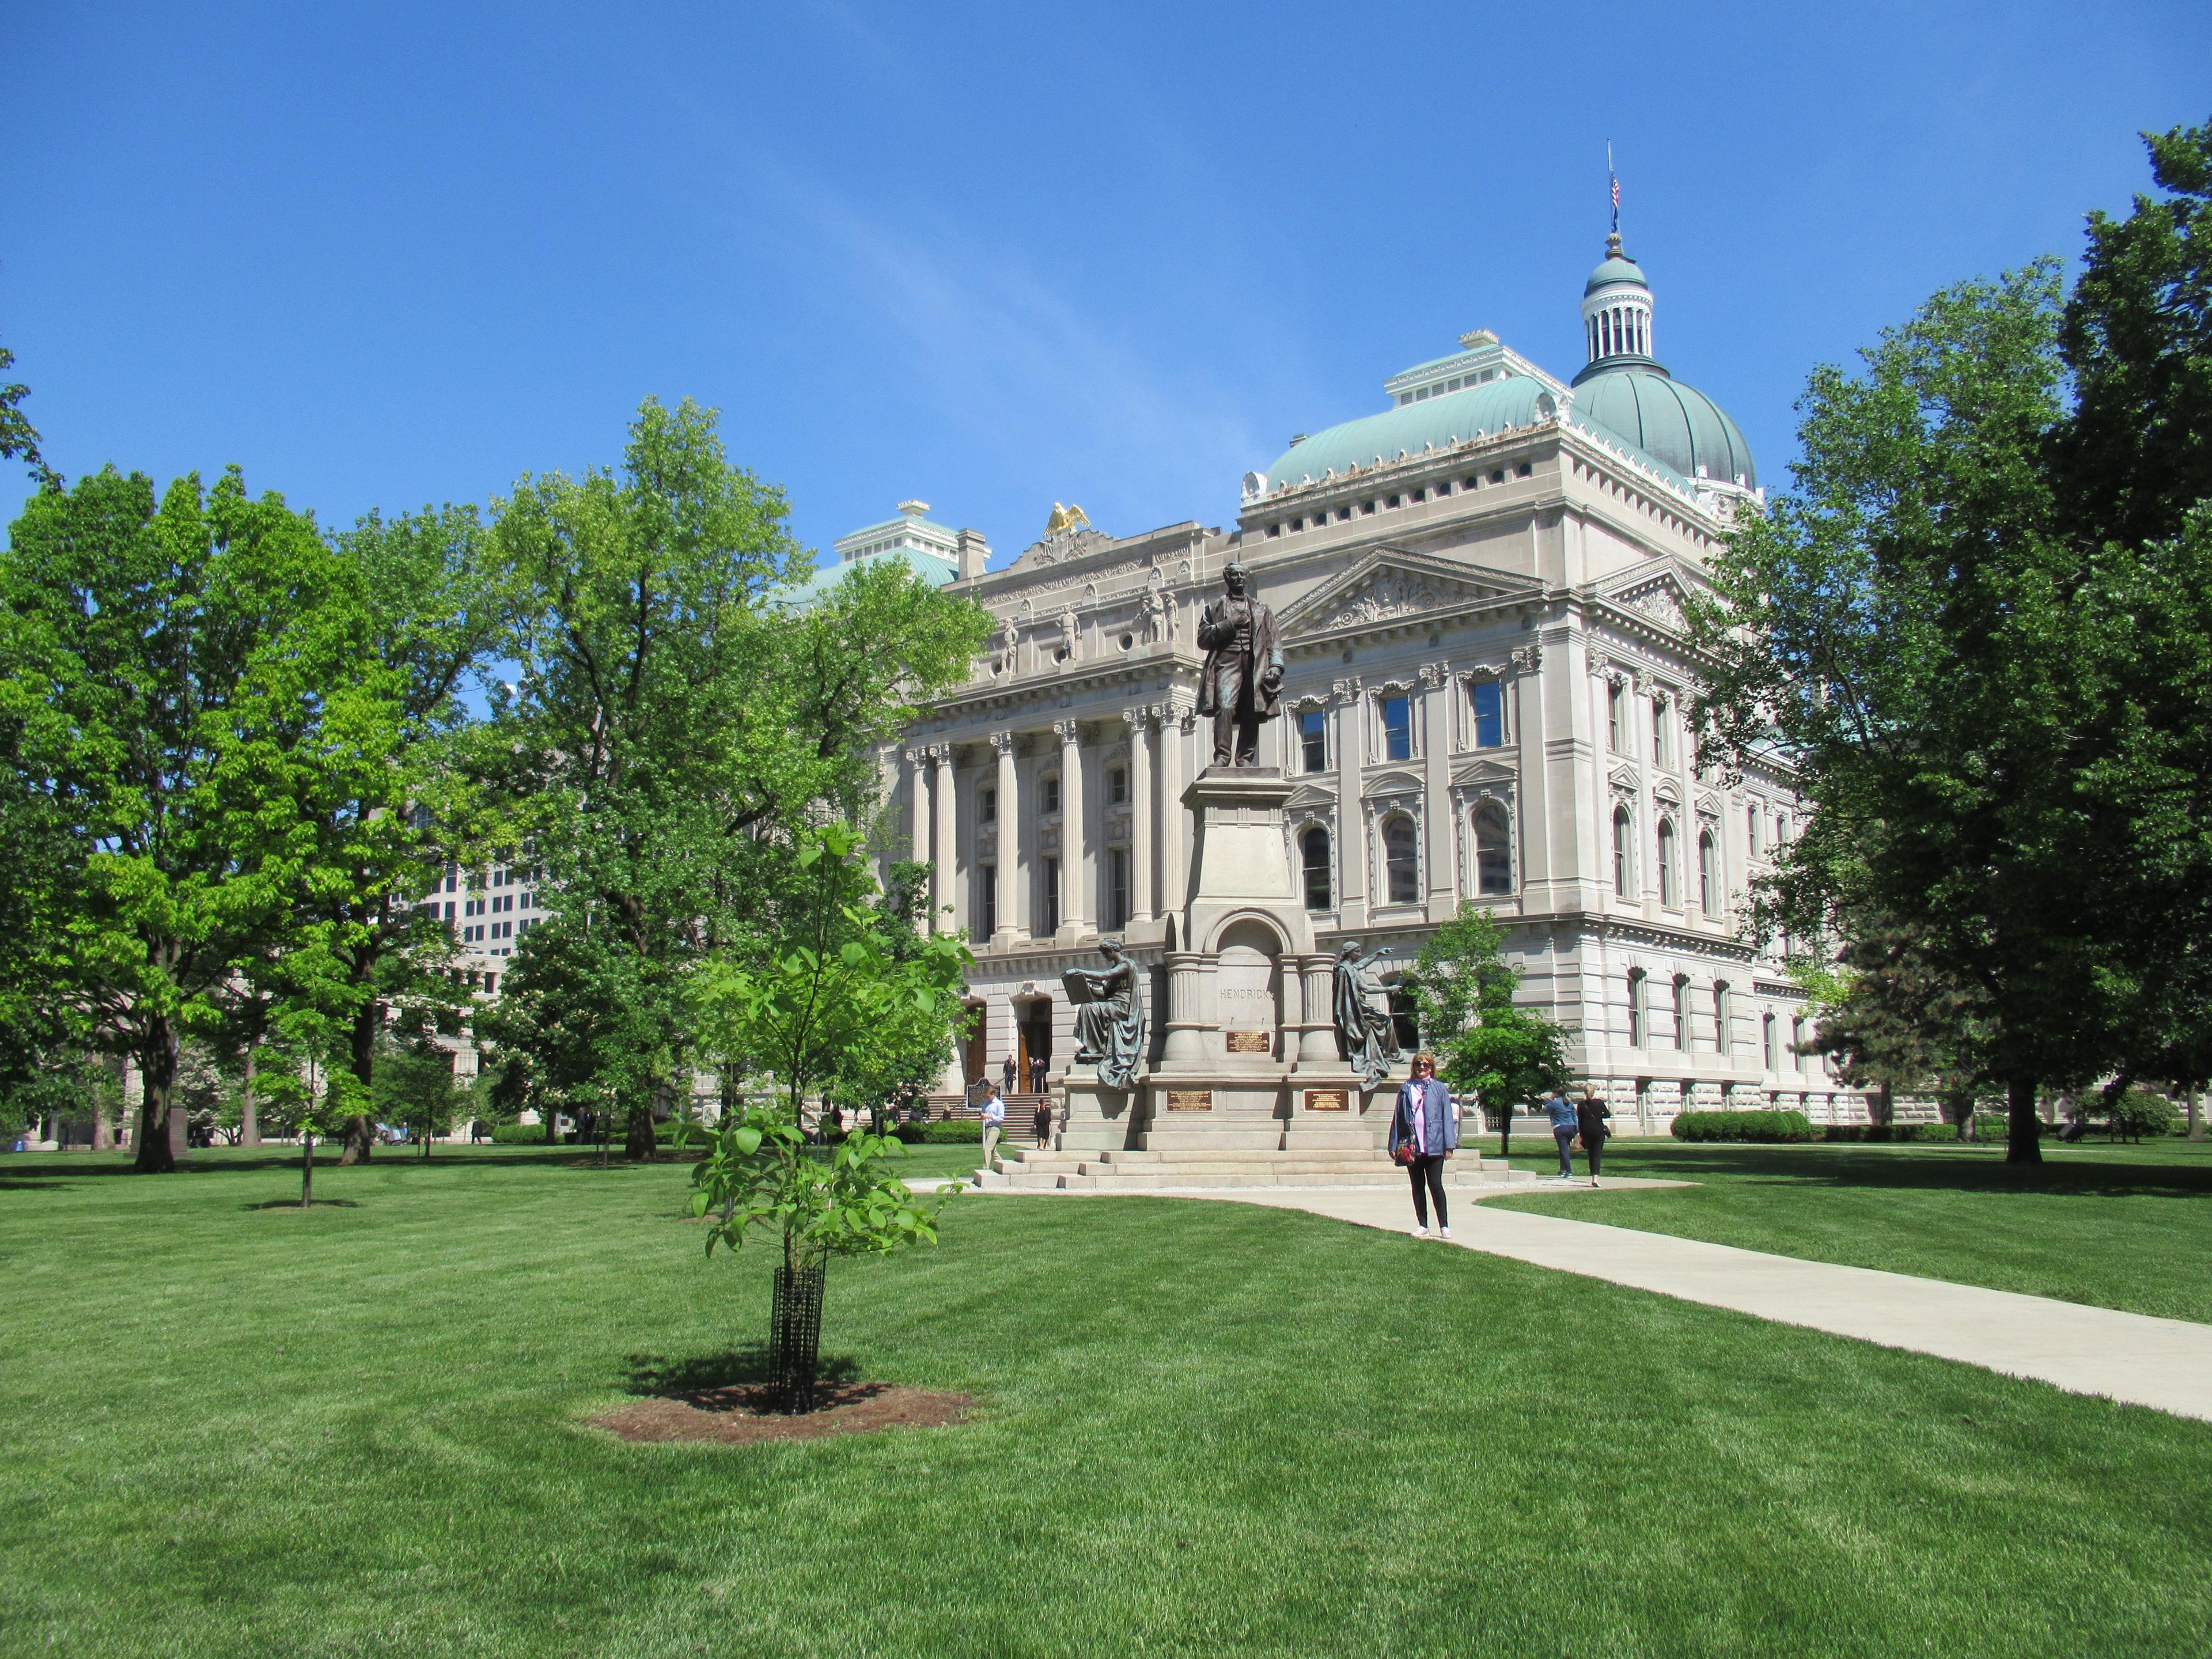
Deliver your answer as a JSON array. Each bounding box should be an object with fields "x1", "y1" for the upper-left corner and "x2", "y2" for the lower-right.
[
  {"x1": 1575, "y1": 1092, "x2": 1612, "y2": 1186},
  {"x1": 1002, "y1": 1053, "x2": 1018, "y2": 1097},
  {"x1": 1388, "y1": 1051, "x2": 1460, "y2": 1238}
]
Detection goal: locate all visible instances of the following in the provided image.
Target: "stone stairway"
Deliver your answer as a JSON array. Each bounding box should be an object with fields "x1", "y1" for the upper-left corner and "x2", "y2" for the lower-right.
[{"x1": 971, "y1": 1143, "x2": 1538, "y2": 1193}]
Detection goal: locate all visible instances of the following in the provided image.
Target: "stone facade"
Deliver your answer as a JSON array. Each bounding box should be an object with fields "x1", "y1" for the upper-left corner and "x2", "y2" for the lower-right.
[{"x1": 883, "y1": 245, "x2": 1882, "y2": 1131}]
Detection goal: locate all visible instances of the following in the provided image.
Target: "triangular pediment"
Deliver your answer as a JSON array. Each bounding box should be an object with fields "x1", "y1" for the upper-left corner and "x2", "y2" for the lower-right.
[
  {"x1": 1595, "y1": 559, "x2": 1697, "y2": 635},
  {"x1": 1607, "y1": 764, "x2": 1641, "y2": 792},
  {"x1": 1277, "y1": 546, "x2": 1543, "y2": 639},
  {"x1": 1452, "y1": 756, "x2": 1518, "y2": 789},
  {"x1": 1283, "y1": 782, "x2": 1337, "y2": 810}
]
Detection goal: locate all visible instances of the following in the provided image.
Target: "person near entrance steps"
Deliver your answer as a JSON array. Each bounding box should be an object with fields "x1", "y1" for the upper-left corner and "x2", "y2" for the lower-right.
[
  {"x1": 1002, "y1": 1053, "x2": 1017, "y2": 1097},
  {"x1": 1389, "y1": 1051, "x2": 1460, "y2": 1238},
  {"x1": 1032, "y1": 1097, "x2": 1052, "y2": 1147},
  {"x1": 1576, "y1": 1092, "x2": 1612, "y2": 1186},
  {"x1": 981, "y1": 1087, "x2": 1006, "y2": 1172},
  {"x1": 1542, "y1": 1089, "x2": 1580, "y2": 1180}
]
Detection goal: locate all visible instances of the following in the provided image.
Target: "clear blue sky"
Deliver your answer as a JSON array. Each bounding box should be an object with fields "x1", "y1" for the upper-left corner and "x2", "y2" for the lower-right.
[{"x1": 5, "y1": 1, "x2": 2207, "y2": 569}]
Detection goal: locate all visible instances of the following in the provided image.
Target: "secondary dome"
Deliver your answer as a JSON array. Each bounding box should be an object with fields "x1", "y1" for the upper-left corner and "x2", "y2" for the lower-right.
[
  {"x1": 1572, "y1": 367, "x2": 1757, "y2": 490},
  {"x1": 1260, "y1": 374, "x2": 1559, "y2": 493}
]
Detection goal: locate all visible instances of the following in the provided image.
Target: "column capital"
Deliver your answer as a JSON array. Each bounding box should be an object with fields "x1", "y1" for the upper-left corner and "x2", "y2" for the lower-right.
[
  {"x1": 1052, "y1": 717, "x2": 1082, "y2": 747},
  {"x1": 1122, "y1": 706, "x2": 1153, "y2": 733},
  {"x1": 1419, "y1": 661, "x2": 1449, "y2": 689},
  {"x1": 932, "y1": 741, "x2": 956, "y2": 769},
  {"x1": 1330, "y1": 675, "x2": 1363, "y2": 704},
  {"x1": 1511, "y1": 642, "x2": 1544, "y2": 675},
  {"x1": 988, "y1": 729, "x2": 1017, "y2": 754}
]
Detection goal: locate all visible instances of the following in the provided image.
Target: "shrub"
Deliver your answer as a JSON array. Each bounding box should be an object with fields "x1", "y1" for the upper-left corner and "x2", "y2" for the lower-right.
[
  {"x1": 893, "y1": 1119, "x2": 984, "y2": 1145},
  {"x1": 1822, "y1": 1122, "x2": 1961, "y2": 1143},
  {"x1": 490, "y1": 1123, "x2": 567, "y2": 1145},
  {"x1": 1671, "y1": 1109, "x2": 1817, "y2": 1143},
  {"x1": 2108, "y1": 1088, "x2": 2181, "y2": 1141}
]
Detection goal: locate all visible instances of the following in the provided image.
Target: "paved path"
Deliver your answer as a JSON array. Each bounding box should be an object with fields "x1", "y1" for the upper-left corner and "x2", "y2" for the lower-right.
[{"x1": 1177, "y1": 1187, "x2": 2212, "y2": 1423}]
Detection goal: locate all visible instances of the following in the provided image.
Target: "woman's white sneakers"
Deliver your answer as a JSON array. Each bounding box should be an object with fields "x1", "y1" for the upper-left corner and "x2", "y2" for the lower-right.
[
  {"x1": 1411, "y1": 1226, "x2": 1428, "y2": 1239},
  {"x1": 1438, "y1": 1226, "x2": 1452, "y2": 1240}
]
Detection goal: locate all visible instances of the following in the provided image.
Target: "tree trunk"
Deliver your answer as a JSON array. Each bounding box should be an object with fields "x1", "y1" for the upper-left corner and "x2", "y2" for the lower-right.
[
  {"x1": 2005, "y1": 1076, "x2": 2043, "y2": 1166},
  {"x1": 2188, "y1": 1088, "x2": 2203, "y2": 1142},
  {"x1": 1498, "y1": 1097, "x2": 1513, "y2": 1161},
  {"x1": 625, "y1": 1104, "x2": 658, "y2": 1162},
  {"x1": 339, "y1": 999, "x2": 381, "y2": 1164},
  {"x1": 1869, "y1": 1084, "x2": 1895, "y2": 1128},
  {"x1": 240, "y1": 1042, "x2": 261, "y2": 1148},
  {"x1": 301, "y1": 1131, "x2": 314, "y2": 1207},
  {"x1": 131, "y1": 1017, "x2": 180, "y2": 1173},
  {"x1": 1944, "y1": 1088, "x2": 1976, "y2": 1143}
]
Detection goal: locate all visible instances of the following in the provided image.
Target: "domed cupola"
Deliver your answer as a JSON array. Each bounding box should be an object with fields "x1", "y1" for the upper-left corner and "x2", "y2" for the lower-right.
[
  {"x1": 1575, "y1": 231, "x2": 1657, "y2": 377},
  {"x1": 1567, "y1": 232, "x2": 1758, "y2": 494}
]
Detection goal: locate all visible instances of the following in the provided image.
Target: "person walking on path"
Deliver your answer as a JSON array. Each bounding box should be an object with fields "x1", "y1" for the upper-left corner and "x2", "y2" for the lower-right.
[
  {"x1": 981, "y1": 1088, "x2": 1007, "y2": 1171},
  {"x1": 1002, "y1": 1053, "x2": 1018, "y2": 1097},
  {"x1": 1389, "y1": 1051, "x2": 1460, "y2": 1238},
  {"x1": 1575, "y1": 1092, "x2": 1612, "y2": 1186},
  {"x1": 1542, "y1": 1089, "x2": 1580, "y2": 1181},
  {"x1": 1032, "y1": 1097, "x2": 1052, "y2": 1147}
]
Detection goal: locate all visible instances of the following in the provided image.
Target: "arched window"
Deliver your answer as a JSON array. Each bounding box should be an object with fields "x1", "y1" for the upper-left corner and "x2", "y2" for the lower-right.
[
  {"x1": 1627, "y1": 968, "x2": 1646, "y2": 1047},
  {"x1": 1612, "y1": 806, "x2": 1633, "y2": 897},
  {"x1": 1713, "y1": 981, "x2": 1730, "y2": 1054},
  {"x1": 1383, "y1": 815, "x2": 1419, "y2": 905},
  {"x1": 1656, "y1": 819, "x2": 1678, "y2": 907},
  {"x1": 1699, "y1": 831, "x2": 1719, "y2": 916},
  {"x1": 1301, "y1": 826, "x2": 1332, "y2": 912},
  {"x1": 1672, "y1": 975, "x2": 1689, "y2": 1051},
  {"x1": 1473, "y1": 801, "x2": 1512, "y2": 895}
]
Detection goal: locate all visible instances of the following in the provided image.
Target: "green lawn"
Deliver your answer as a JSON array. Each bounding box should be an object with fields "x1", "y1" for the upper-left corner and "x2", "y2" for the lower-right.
[
  {"x1": 2, "y1": 1145, "x2": 2207, "y2": 1658},
  {"x1": 1483, "y1": 1135, "x2": 2212, "y2": 1324}
]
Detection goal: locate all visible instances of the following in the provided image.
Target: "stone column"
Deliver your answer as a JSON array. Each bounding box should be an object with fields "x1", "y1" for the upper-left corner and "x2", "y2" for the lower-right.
[
  {"x1": 1160, "y1": 950, "x2": 1210, "y2": 1063},
  {"x1": 907, "y1": 747, "x2": 931, "y2": 870},
  {"x1": 1124, "y1": 707, "x2": 1155, "y2": 925},
  {"x1": 1055, "y1": 718, "x2": 1086, "y2": 936},
  {"x1": 933, "y1": 744, "x2": 957, "y2": 935},
  {"x1": 1420, "y1": 661, "x2": 1454, "y2": 916},
  {"x1": 991, "y1": 730, "x2": 1018, "y2": 945},
  {"x1": 1297, "y1": 953, "x2": 1339, "y2": 1063},
  {"x1": 1332, "y1": 678, "x2": 1366, "y2": 923},
  {"x1": 1159, "y1": 700, "x2": 1191, "y2": 922}
]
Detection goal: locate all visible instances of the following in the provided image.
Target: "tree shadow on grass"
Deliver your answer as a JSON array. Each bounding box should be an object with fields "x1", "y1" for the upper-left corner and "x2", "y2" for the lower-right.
[
  {"x1": 1600, "y1": 1142, "x2": 2212, "y2": 1201},
  {"x1": 242, "y1": 1198, "x2": 361, "y2": 1210},
  {"x1": 621, "y1": 1347, "x2": 862, "y2": 1400}
]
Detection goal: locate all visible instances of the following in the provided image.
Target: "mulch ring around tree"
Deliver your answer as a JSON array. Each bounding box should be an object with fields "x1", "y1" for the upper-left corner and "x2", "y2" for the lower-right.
[{"x1": 592, "y1": 1381, "x2": 975, "y2": 1446}]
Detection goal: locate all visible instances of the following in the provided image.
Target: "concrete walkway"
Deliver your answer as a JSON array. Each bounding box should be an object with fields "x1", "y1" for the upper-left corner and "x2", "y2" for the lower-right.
[{"x1": 1184, "y1": 1187, "x2": 2212, "y2": 1424}]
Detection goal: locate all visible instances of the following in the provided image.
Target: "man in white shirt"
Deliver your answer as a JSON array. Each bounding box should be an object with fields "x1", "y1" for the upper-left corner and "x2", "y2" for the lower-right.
[{"x1": 981, "y1": 1088, "x2": 1007, "y2": 1171}]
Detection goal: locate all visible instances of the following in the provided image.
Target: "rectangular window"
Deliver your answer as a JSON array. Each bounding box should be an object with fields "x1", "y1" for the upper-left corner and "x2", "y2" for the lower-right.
[
  {"x1": 1714, "y1": 983, "x2": 1730, "y2": 1054},
  {"x1": 980, "y1": 787, "x2": 996, "y2": 824},
  {"x1": 1041, "y1": 775, "x2": 1062, "y2": 816},
  {"x1": 978, "y1": 864, "x2": 997, "y2": 937},
  {"x1": 1300, "y1": 709, "x2": 1327, "y2": 773},
  {"x1": 1105, "y1": 848, "x2": 1130, "y2": 931},
  {"x1": 1042, "y1": 857, "x2": 1060, "y2": 934},
  {"x1": 1747, "y1": 806, "x2": 1760, "y2": 853},
  {"x1": 1108, "y1": 767, "x2": 1128, "y2": 806},
  {"x1": 1607, "y1": 683, "x2": 1624, "y2": 752},
  {"x1": 1627, "y1": 972, "x2": 1645, "y2": 1047},
  {"x1": 1652, "y1": 698, "x2": 1672, "y2": 768},
  {"x1": 1381, "y1": 694, "x2": 1413, "y2": 762},
  {"x1": 444, "y1": 902, "x2": 454, "y2": 921},
  {"x1": 1763, "y1": 1013, "x2": 1777, "y2": 1070},
  {"x1": 1469, "y1": 680, "x2": 1505, "y2": 748}
]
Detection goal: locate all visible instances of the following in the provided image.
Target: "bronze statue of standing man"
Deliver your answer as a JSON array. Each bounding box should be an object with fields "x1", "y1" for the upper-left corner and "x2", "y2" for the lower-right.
[{"x1": 1196, "y1": 560, "x2": 1285, "y2": 768}]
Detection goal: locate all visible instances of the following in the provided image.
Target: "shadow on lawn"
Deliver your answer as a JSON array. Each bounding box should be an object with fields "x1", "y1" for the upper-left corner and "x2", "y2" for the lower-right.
[
  {"x1": 622, "y1": 1347, "x2": 861, "y2": 1400},
  {"x1": 0, "y1": 1147, "x2": 616, "y2": 1185},
  {"x1": 1603, "y1": 1142, "x2": 2212, "y2": 1200},
  {"x1": 242, "y1": 1197, "x2": 361, "y2": 1210}
]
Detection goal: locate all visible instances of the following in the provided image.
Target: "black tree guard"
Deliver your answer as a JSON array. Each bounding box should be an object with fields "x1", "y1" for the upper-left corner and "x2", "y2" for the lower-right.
[{"x1": 770, "y1": 1256, "x2": 828, "y2": 1413}]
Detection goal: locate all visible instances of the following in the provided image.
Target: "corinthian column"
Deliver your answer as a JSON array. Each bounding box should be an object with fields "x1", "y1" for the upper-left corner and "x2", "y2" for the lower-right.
[
  {"x1": 1055, "y1": 718, "x2": 1086, "y2": 936},
  {"x1": 1158, "y1": 700, "x2": 1190, "y2": 921},
  {"x1": 991, "y1": 729, "x2": 1018, "y2": 944},
  {"x1": 933, "y1": 744, "x2": 957, "y2": 935},
  {"x1": 907, "y1": 747, "x2": 931, "y2": 868},
  {"x1": 1124, "y1": 707, "x2": 1155, "y2": 926}
]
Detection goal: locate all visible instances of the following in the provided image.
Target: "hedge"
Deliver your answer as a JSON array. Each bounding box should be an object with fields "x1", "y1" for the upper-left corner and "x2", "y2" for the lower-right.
[
  {"x1": 1671, "y1": 1109, "x2": 1817, "y2": 1143},
  {"x1": 1820, "y1": 1122, "x2": 1962, "y2": 1143},
  {"x1": 490, "y1": 1123, "x2": 567, "y2": 1145},
  {"x1": 893, "y1": 1119, "x2": 985, "y2": 1145}
]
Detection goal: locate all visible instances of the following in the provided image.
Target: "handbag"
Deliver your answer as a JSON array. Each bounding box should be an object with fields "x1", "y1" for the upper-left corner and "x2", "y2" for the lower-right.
[{"x1": 1392, "y1": 1091, "x2": 1419, "y2": 1165}]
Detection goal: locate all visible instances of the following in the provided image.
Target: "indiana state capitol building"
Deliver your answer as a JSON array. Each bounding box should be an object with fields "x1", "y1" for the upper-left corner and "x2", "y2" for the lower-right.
[{"x1": 873, "y1": 235, "x2": 1871, "y2": 1132}]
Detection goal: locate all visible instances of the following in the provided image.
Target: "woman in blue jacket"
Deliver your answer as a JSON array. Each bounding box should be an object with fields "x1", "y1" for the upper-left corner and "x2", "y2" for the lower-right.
[{"x1": 1388, "y1": 1051, "x2": 1460, "y2": 1238}]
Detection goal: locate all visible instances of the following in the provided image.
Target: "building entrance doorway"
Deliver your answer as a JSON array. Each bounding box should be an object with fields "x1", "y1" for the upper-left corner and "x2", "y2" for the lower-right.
[
  {"x1": 1016, "y1": 1000, "x2": 1054, "y2": 1093},
  {"x1": 961, "y1": 1001, "x2": 989, "y2": 1094}
]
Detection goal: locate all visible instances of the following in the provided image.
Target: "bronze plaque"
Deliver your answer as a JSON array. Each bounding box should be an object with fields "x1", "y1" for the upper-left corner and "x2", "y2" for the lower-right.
[
  {"x1": 1225, "y1": 1031, "x2": 1272, "y2": 1055},
  {"x1": 1165, "y1": 1089, "x2": 1214, "y2": 1112},
  {"x1": 1304, "y1": 1089, "x2": 1350, "y2": 1113}
]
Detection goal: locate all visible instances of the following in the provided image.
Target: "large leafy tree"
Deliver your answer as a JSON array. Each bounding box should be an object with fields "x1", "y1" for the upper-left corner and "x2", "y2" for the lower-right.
[
  {"x1": 0, "y1": 333, "x2": 59, "y2": 492},
  {"x1": 0, "y1": 466, "x2": 387, "y2": 1170},
  {"x1": 1806, "y1": 908, "x2": 1996, "y2": 1137},
  {"x1": 480, "y1": 397, "x2": 986, "y2": 1159}
]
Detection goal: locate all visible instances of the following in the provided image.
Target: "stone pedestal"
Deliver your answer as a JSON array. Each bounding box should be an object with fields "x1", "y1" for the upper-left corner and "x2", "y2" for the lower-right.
[{"x1": 1059, "y1": 1064, "x2": 1144, "y2": 1153}]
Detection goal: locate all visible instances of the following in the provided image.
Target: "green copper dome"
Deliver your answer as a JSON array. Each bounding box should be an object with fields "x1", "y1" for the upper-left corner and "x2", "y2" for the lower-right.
[
  {"x1": 1585, "y1": 253, "x2": 1648, "y2": 296},
  {"x1": 1570, "y1": 365, "x2": 1756, "y2": 490},
  {"x1": 1261, "y1": 376, "x2": 1560, "y2": 493}
]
